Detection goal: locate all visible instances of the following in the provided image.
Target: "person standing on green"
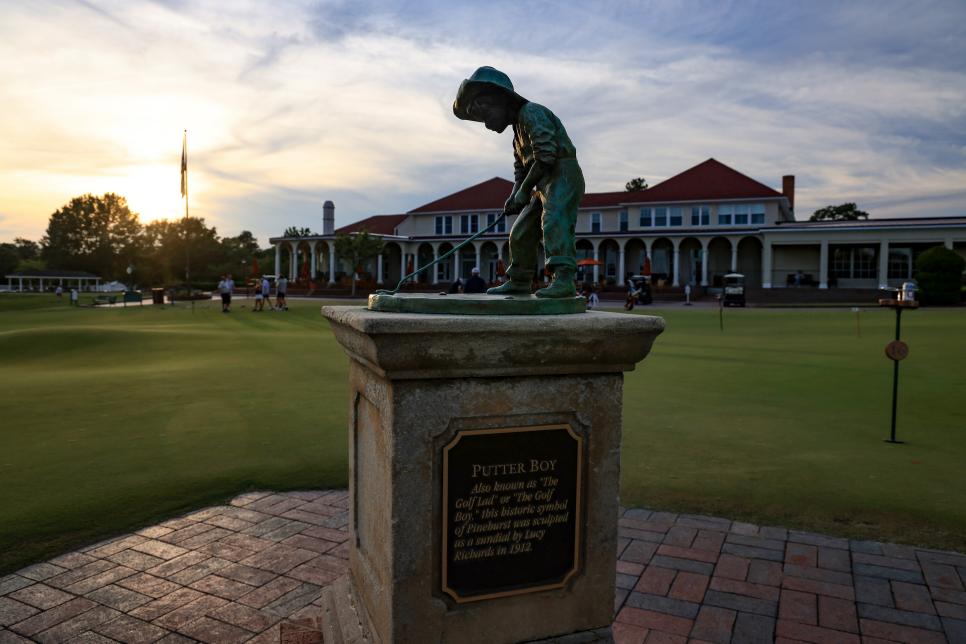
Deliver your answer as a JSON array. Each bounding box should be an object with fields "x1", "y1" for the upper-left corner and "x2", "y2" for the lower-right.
[{"x1": 453, "y1": 66, "x2": 585, "y2": 299}]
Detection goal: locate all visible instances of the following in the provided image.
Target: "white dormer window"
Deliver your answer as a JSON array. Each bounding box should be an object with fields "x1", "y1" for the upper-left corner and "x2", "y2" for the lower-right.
[
  {"x1": 751, "y1": 203, "x2": 765, "y2": 224},
  {"x1": 640, "y1": 208, "x2": 652, "y2": 227},
  {"x1": 691, "y1": 206, "x2": 710, "y2": 226},
  {"x1": 734, "y1": 204, "x2": 750, "y2": 225},
  {"x1": 716, "y1": 203, "x2": 765, "y2": 226},
  {"x1": 486, "y1": 212, "x2": 507, "y2": 233},
  {"x1": 460, "y1": 214, "x2": 479, "y2": 234},
  {"x1": 435, "y1": 215, "x2": 453, "y2": 235}
]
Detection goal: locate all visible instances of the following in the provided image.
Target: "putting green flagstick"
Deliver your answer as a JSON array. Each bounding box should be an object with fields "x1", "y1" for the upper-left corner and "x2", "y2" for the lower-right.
[{"x1": 375, "y1": 212, "x2": 508, "y2": 295}]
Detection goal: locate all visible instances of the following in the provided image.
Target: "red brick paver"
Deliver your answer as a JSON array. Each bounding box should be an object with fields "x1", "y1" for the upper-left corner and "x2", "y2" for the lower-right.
[
  {"x1": 0, "y1": 491, "x2": 348, "y2": 643},
  {"x1": 3, "y1": 493, "x2": 964, "y2": 642},
  {"x1": 614, "y1": 508, "x2": 964, "y2": 644}
]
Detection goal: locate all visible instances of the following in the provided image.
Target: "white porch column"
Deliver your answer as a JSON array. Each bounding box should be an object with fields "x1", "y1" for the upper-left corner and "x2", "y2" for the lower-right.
[
  {"x1": 290, "y1": 242, "x2": 298, "y2": 281},
  {"x1": 730, "y1": 242, "x2": 738, "y2": 273},
  {"x1": 40, "y1": 278, "x2": 44, "y2": 291},
  {"x1": 617, "y1": 241, "x2": 626, "y2": 286},
  {"x1": 328, "y1": 242, "x2": 337, "y2": 285},
  {"x1": 671, "y1": 240, "x2": 681, "y2": 287},
  {"x1": 400, "y1": 250, "x2": 407, "y2": 280},
  {"x1": 7, "y1": 277, "x2": 10, "y2": 291},
  {"x1": 432, "y1": 244, "x2": 440, "y2": 284},
  {"x1": 309, "y1": 241, "x2": 318, "y2": 279},
  {"x1": 701, "y1": 240, "x2": 709, "y2": 287},
  {"x1": 275, "y1": 244, "x2": 281, "y2": 277},
  {"x1": 19, "y1": 277, "x2": 23, "y2": 291},
  {"x1": 945, "y1": 238, "x2": 954, "y2": 250},
  {"x1": 593, "y1": 243, "x2": 600, "y2": 284},
  {"x1": 819, "y1": 240, "x2": 829, "y2": 289},
  {"x1": 453, "y1": 249, "x2": 462, "y2": 282},
  {"x1": 376, "y1": 253, "x2": 384, "y2": 285},
  {"x1": 878, "y1": 239, "x2": 889, "y2": 289},
  {"x1": 473, "y1": 241, "x2": 481, "y2": 273},
  {"x1": 762, "y1": 240, "x2": 773, "y2": 288}
]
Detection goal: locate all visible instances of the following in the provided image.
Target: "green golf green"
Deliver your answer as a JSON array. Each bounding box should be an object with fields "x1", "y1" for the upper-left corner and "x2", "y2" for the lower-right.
[{"x1": 0, "y1": 294, "x2": 963, "y2": 574}]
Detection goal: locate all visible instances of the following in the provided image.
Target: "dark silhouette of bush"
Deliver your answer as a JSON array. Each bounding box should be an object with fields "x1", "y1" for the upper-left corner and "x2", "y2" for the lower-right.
[{"x1": 915, "y1": 246, "x2": 965, "y2": 305}]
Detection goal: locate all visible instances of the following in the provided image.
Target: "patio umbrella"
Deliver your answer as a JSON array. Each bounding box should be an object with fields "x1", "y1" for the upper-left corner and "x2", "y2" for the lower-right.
[
  {"x1": 576, "y1": 258, "x2": 603, "y2": 266},
  {"x1": 495, "y1": 258, "x2": 505, "y2": 276},
  {"x1": 251, "y1": 257, "x2": 259, "y2": 277},
  {"x1": 406, "y1": 256, "x2": 415, "y2": 274},
  {"x1": 642, "y1": 256, "x2": 652, "y2": 276},
  {"x1": 300, "y1": 254, "x2": 309, "y2": 281}
]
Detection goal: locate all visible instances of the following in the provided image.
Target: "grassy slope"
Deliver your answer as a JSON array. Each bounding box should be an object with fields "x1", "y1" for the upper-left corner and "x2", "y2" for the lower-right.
[{"x1": 0, "y1": 295, "x2": 963, "y2": 573}]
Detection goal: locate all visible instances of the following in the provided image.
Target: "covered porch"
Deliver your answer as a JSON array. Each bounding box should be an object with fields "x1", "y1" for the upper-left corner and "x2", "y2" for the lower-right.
[{"x1": 5, "y1": 270, "x2": 102, "y2": 292}]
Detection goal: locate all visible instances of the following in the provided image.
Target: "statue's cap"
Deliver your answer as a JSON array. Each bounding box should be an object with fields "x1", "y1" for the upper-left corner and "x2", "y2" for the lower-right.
[{"x1": 453, "y1": 66, "x2": 527, "y2": 122}]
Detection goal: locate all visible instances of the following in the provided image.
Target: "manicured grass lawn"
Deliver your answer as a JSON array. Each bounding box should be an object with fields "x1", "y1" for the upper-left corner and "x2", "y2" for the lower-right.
[
  {"x1": 1, "y1": 294, "x2": 964, "y2": 573},
  {"x1": 615, "y1": 303, "x2": 966, "y2": 553},
  {"x1": 0, "y1": 294, "x2": 349, "y2": 573}
]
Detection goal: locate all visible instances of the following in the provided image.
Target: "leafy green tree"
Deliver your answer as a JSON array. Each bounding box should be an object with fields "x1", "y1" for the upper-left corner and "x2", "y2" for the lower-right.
[
  {"x1": 41, "y1": 193, "x2": 142, "y2": 279},
  {"x1": 0, "y1": 244, "x2": 19, "y2": 276},
  {"x1": 915, "y1": 246, "x2": 965, "y2": 305},
  {"x1": 809, "y1": 203, "x2": 869, "y2": 221},
  {"x1": 13, "y1": 238, "x2": 40, "y2": 261},
  {"x1": 216, "y1": 231, "x2": 262, "y2": 281},
  {"x1": 625, "y1": 177, "x2": 648, "y2": 192},
  {"x1": 0, "y1": 239, "x2": 42, "y2": 275},
  {"x1": 284, "y1": 226, "x2": 315, "y2": 237},
  {"x1": 140, "y1": 217, "x2": 223, "y2": 287},
  {"x1": 334, "y1": 230, "x2": 384, "y2": 296}
]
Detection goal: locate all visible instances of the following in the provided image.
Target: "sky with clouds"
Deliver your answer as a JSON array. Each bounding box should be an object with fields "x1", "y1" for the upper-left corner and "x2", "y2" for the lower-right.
[{"x1": 1, "y1": 0, "x2": 965, "y2": 245}]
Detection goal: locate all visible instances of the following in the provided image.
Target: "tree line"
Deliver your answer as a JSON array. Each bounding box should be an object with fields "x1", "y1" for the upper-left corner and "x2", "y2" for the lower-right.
[{"x1": 2, "y1": 193, "x2": 273, "y2": 288}]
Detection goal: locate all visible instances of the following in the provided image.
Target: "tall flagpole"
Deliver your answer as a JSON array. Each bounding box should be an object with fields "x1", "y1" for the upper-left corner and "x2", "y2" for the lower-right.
[
  {"x1": 181, "y1": 130, "x2": 190, "y2": 289},
  {"x1": 181, "y1": 130, "x2": 195, "y2": 312}
]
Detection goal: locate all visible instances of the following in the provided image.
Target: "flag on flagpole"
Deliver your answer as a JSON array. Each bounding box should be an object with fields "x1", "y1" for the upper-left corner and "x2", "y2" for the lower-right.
[{"x1": 180, "y1": 131, "x2": 188, "y2": 199}]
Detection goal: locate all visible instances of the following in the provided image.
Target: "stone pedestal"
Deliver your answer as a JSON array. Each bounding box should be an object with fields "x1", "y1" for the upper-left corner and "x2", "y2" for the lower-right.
[{"x1": 321, "y1": 307, "x2": 664, "y2": 644}]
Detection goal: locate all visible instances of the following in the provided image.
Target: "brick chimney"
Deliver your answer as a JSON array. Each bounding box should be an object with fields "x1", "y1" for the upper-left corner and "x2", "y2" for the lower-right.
[{"x1": 782, "y1": 175, "x2": 795, "y2": 211}]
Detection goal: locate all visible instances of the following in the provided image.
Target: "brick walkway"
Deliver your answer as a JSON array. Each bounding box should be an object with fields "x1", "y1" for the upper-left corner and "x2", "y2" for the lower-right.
[
  {"x1": 613, "y1": 508, "x2": 965, "y2": 644},
  {"x1": 1, "y1": 492, "x2": 963, "y2": 643}
]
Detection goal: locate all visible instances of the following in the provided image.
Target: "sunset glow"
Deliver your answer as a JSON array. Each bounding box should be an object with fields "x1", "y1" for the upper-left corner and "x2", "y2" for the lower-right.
[{"x1": 1, "y1": 1, "x2": 964, "y2": 245}]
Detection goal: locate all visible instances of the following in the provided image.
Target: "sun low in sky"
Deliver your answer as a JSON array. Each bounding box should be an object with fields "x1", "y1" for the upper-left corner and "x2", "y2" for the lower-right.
[{"x1": 1, "y1": 0, "x2": 965, "y2": 245}]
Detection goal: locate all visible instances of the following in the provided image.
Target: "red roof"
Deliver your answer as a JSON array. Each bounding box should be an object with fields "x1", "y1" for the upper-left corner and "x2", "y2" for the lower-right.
[
  {"x1": 594, "y1": 158, "x2": 783, "y2": 207},
  {"x1": 335, "y1": 214, "x2": 409, "y2": 235},
  {"x1": 405, "y1": 160, "x2": 782, "y2": 214},
  {"x1": 408, "y1": 177, "x2": 514, "y2": 213},
  {"x1": 580, "y1": 190, "x2": 644, "y2": 208}
]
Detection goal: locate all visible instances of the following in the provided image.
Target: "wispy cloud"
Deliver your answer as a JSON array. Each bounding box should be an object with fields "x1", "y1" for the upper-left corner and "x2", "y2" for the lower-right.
[{"x1": 0, "y1": 0, "x2": 964, "y2": 244}]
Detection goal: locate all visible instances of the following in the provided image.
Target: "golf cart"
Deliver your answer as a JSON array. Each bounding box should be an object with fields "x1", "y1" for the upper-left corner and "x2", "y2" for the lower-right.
[
  {"x1": 723, "y1": 273, "x2": 746, "y2": 307},
  {"x1": 624, "y1": 275, "x2": 653, "y2": 310}
]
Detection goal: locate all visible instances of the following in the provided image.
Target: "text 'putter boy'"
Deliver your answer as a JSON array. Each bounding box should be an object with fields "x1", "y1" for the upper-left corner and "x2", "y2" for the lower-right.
[{"x1": 454, "y1": 66, "x2": 585, "y2": 299}]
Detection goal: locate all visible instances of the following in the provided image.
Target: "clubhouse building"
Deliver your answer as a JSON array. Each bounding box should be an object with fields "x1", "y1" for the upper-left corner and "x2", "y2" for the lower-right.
[{"x1": 269, "y1": 159, "x2": 966, "y2": 294}]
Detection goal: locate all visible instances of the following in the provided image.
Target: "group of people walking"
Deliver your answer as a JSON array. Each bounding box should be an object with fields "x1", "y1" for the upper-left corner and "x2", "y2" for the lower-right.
[{"x1": 216, "y1": 274, "x2": 288, "y2": 313}]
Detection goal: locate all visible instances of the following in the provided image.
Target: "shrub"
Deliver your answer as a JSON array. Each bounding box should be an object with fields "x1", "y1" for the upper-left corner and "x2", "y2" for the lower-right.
[{"x1": 915, "y1": 246, "x2": 965, "y2": 305}]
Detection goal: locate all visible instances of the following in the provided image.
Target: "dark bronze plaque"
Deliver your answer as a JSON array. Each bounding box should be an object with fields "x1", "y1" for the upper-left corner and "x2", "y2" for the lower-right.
[{"x1": 441, "y1": 424, "x2": 583, "y2": 603}]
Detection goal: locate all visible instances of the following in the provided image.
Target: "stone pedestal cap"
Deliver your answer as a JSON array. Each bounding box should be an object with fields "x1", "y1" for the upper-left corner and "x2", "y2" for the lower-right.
[{"x1": 322, "y1": 306, "x2": 665, "y2": 379}]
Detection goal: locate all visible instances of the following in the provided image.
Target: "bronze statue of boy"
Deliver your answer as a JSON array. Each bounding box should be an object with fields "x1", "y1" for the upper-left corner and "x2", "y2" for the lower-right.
[{"x1": 454, "y1": 66, "x2": 585, "y2": 299}]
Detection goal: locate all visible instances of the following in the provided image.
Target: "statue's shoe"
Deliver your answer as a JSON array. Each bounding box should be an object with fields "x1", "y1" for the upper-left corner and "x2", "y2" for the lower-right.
[
  {"x1": 486, "y1": 281, "x2": 531, "y2": 295},
  {"x1": 534, "y1": 281, "x2": 577, "y2": 299}
]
